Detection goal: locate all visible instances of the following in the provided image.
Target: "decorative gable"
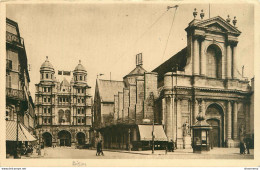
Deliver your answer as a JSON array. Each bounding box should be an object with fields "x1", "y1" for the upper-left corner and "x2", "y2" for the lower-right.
[{"x1": 194, "y1": 16, "x2": 241, "y2": 35}]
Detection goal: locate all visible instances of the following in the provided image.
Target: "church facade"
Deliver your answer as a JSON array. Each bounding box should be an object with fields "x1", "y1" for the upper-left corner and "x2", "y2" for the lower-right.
[
  {"x1": 153, "y1": 13, "x2": 254, "y2": 148},
  {"x1": 35, "y1": 57, "x2": 92, "y2": 148}
]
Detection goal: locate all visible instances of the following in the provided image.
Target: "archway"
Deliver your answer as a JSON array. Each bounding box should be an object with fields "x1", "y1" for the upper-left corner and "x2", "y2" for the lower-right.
[
  {"x1": 205, "y1": 103, "x2": 224, "y2": 147},
  {"x1": 206, "y1": 44, "x2": 222, "y2": 78},
  {"x1": 76, "y1": 132, "x2": 85, "y2": 145},
  {"x1": 42, "y1": 132, "x2": 52, "y2": 147},
  {"x1": 58, "y1": 130, "x2": 71, "y2": 146}
]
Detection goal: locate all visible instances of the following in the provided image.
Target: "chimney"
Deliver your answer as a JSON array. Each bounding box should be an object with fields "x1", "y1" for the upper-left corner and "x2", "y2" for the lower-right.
[{"x1": 136, "y1": 53, "x2": 143, "y2": 66}]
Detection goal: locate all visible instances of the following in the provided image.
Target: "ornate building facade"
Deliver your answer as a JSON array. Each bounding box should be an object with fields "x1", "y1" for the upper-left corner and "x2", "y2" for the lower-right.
[
  {"x1": 35, "y1": 58, "x2": 92, "y2": 148},
  {"x1": 153, "y1": 12, "x2": 254, "y2": 148}
]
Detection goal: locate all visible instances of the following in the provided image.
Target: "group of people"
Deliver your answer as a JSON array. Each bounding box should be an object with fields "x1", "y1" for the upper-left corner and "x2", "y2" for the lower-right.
[{"x1": 21, "y1": 144, "x2": 34, "y2": 155}]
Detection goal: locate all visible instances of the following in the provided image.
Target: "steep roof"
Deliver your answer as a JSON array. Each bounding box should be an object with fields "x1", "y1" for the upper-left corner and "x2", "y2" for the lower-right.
[
  {"x1": 97, "y1": 79, "x2": 125, "y2": 102},
  {"x1": 152, "y1": 47, "x2": 187, "y2": 81},
  {"x1": 124, "y1": 65, "x2": 147, "y2": 78}
]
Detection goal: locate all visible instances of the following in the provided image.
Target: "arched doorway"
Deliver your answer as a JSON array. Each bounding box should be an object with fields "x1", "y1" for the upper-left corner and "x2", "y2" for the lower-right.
[
  {"x1": 205, "y1": 103, "x2": 224, "y2": 147},
  {"x1": 76, "y1": 132, "x2": 85, "y2": 145},
  {"x1": 206, "y1": 44, "x2": 222, "y2": 78},
  {"x1": 42, "y1": 132, "x2": 52, "y2": 147},
  {"x1": 58, "y1": 130, "x2": 71, "y2": 146}
]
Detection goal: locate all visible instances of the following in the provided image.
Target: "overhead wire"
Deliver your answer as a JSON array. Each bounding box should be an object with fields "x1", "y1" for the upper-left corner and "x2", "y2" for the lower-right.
[
  {"x1": 161, "y1": 7, "x2": 178, "y2": 63},
  {"x1": 113, "y1": 8, "x2": 169, "y2": 66}
]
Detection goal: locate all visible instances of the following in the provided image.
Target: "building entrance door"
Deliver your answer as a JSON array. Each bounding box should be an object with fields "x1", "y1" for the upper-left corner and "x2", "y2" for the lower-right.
[
  {"x1": 58, "y1": 130, "x2": 71, "y2": 147},
  {"x1": 205, "y1": 103, "x2": 224, "y2": 147},
  {"x1": 207, "y1": 119, "x2": 220, "y2": 147},
  {"x1": 42, "y1": 132, "x2": 52, "y2": 147}
]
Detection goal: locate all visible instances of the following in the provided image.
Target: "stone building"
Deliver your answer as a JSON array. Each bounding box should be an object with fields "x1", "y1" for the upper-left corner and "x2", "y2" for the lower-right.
[
  {"x1": 153, "y1": 12, "x2": 253, "y2": 148},
  {"x1": 6, "y1": 18, "x2": 36, "y2": 156},
  {"x1": 35, "y1": 58, "x2": 92, "y2": 148},
  {"x1": 94, "y1": 11, "x2": 254, "y2": 150},
  {"x1": 94, "y1": 54, "x2": 167, "y2": 150}
]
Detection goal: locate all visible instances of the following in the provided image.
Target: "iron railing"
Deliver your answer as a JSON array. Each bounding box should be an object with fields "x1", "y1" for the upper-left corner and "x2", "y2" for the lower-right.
[
  {"x1": 6, "y1": 88, "x2": 25, "y2": 100},
  {"x1": 6, "y1": 31, "x2": 24, "y2": 46}
]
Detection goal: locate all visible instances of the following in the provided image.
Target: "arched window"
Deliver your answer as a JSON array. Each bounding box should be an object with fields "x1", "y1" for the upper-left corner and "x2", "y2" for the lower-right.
[
  {"x1": 58, "y1": 110, "x2": 64, "y2": 123},
  {"x1": 206, "y1": 45, "x2": 222, "y2": 78}
]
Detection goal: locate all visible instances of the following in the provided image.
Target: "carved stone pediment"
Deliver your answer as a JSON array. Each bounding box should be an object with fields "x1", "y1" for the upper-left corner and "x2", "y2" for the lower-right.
[{"x1": 192, "y1": 16, "x2": 241, "y2": 35}]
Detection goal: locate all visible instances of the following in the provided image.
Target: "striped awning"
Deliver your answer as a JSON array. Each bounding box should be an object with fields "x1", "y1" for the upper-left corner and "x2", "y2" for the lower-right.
[
  {"x1": 138, "y1": 125, "x2": 168, "y2": 141},
  {"x1": 6, "y1": 121, "x2": 37, "y2": 141}
]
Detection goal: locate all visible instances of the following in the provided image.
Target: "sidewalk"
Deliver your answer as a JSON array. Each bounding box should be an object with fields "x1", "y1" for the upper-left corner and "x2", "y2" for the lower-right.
[{"x1": 103, "y1": 147, "x2": 254, "y2": 156}]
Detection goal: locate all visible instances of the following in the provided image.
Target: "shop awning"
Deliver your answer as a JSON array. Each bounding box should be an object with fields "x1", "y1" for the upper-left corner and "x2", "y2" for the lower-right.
[
  {"x1": 6, "y1": 121, "x2": 37, "y2": 141},
  {"x1": 138, "y1": 125, "x2": 167, "y2": 141}
]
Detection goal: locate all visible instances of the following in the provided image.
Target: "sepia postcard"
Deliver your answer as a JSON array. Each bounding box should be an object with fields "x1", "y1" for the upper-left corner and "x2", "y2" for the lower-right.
[{"x1": 0, "y1": 0, "x2": 259, "y2": 167}]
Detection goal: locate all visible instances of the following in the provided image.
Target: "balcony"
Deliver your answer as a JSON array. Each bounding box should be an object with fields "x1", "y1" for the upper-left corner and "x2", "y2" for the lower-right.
[
  {"x1": 6, "y1": 31, "x2": 24, "y2": 47},
  {"x1": 6, "y1": 88, "x2": 25, "y2": 101},
  {"x1": 6, "y1": 59, "x2": 12, "y2": 71}
]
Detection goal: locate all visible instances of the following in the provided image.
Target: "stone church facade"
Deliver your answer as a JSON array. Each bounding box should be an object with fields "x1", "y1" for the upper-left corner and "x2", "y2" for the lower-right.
[
  {"x1": 35, "y1": 57, "x2": 92, "y2": 148},
  {"x1": 94, "y1": 12, "x2": 254, "y2": 149},
  {"x1": 153, "y1": 14, "x2": 253, "y2": 148}
]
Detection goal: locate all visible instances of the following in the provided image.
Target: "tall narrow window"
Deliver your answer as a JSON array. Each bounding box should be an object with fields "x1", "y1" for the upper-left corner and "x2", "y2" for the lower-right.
[
  {"x1": 80, "y1": 76, "x2": 82, "y2": 80},
  {"x1": 44, "y1": 108, "x2": 47, "y2": 113},
  {"x1": 41, "y1": 74, "x2": 44, "y2": 79},
  {"x1": 46, "y1": 74, "x2": 48, "y2": 79},
  {"x1": 44, "y1": 98, "x2": 47, "y2": 102},
  {"x1": 8, "y1": 76, "x2": 11, "y2": 88},
  {"x1": 48, "y1": 108, "x2": 51, "y2": 113}
]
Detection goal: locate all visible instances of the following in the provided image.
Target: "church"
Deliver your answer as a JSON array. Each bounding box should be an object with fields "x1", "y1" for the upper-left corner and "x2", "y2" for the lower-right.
[{"x1": 93, "y1": 10, "x2": 254, "y2": 150}]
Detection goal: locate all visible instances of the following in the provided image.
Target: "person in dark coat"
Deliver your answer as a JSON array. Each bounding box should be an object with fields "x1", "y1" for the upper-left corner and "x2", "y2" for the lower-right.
[
  {"x1": 96, "y1": 140, "x2": 104, "y2": 156},
  {"x1": 240, "y1": 141, "x2": 245, "y2": 154},
  {"x1": 246, "y1": 139, "x2": 250, "y2": 154}
]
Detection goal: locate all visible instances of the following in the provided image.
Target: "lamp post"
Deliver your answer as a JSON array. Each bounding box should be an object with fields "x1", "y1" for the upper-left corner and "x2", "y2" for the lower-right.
[
  {"x1": 14, "y1": 101, "x2": 21, "y2": 159},
  {"x1": 149, "y1": 92, "x2": 155, "y2": 154}
]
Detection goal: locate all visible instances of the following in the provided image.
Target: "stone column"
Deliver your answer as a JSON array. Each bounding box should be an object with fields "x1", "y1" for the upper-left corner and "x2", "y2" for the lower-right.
[
  {"x1": 233, "y1": 101, "x2": 238, "y2": 140},
  {"x1": 232, "y1": 45, "x2": 237, "y2": 79},
  {"x1": 193, "y1": 38, "x2": 200, "y2": 75},
  {"x1": 193, "y1": 99, "x2": 199, "y2": 124},
  {"x1": 201, "y1": 40, "x2": 206, "y2": 76},
  {"x1": 166, "y1": 96, "x2": 174, "y2": 141},
  {"x1": 162, "y1": 98, "x2": 166, "y2": 127},
  {"x1": 227, "y1": 101, "x2": 232, "y2": 147},
  {"x1": 176, "y1": 98, "x2": 182, "y2": 148},
  {"x1": 226, "y1": 44, "x2": 232, "y2": 79},
  {"x1": 245, "y1": 102, "x2": 250, "y2": 134}
]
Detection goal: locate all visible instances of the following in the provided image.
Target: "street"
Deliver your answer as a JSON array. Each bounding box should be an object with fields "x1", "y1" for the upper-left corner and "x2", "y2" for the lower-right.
[{"x1": 20, "y1": 147, "x2": 254, "y2": 159}]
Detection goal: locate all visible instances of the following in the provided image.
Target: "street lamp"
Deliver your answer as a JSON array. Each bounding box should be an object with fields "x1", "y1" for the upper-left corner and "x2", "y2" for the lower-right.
[
  {"x1": 14, "y1": 102, "x2": 21, "y2": 159},
  {"x1": 149, "y1": 92, "x2": 155, "y2": 154}
]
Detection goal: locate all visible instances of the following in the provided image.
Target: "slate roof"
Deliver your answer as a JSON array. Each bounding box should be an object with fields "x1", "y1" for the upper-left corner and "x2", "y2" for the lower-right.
[
  {"x1": 124, "y1": 65, "x2": 147, "y2": 78},
  {"x1": 152, "y1": 47, "x2": 187, "y2": 81},
  {"x1": 97, "y1": 79, "x2": 125, "y2": 102}
]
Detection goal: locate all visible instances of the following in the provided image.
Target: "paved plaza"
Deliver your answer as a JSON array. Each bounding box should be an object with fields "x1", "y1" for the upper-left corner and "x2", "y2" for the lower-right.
[{"x1": 12, "y1": 147, "x2": 254, "y2": 159}]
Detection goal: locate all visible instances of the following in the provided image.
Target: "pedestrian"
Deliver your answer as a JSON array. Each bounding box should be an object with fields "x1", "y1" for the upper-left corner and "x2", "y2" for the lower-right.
[
  {"x1": 170, "y1": 140, "x2": 174, "y2": 152},
  {"x1": 246, "y1": 139, "x2": 250, "y2": 154},
  {"x1": 96, "y1": 140, "x2": 104, "y2": 156},
  {"x1": 240, "y1": 141, "x2": 245, "y2": 154}
]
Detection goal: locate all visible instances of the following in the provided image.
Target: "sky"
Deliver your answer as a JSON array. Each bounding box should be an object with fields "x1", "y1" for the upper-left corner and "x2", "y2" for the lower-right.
[{"x1": 6, "y1": 2, "x2": 254, "y2": 100}]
